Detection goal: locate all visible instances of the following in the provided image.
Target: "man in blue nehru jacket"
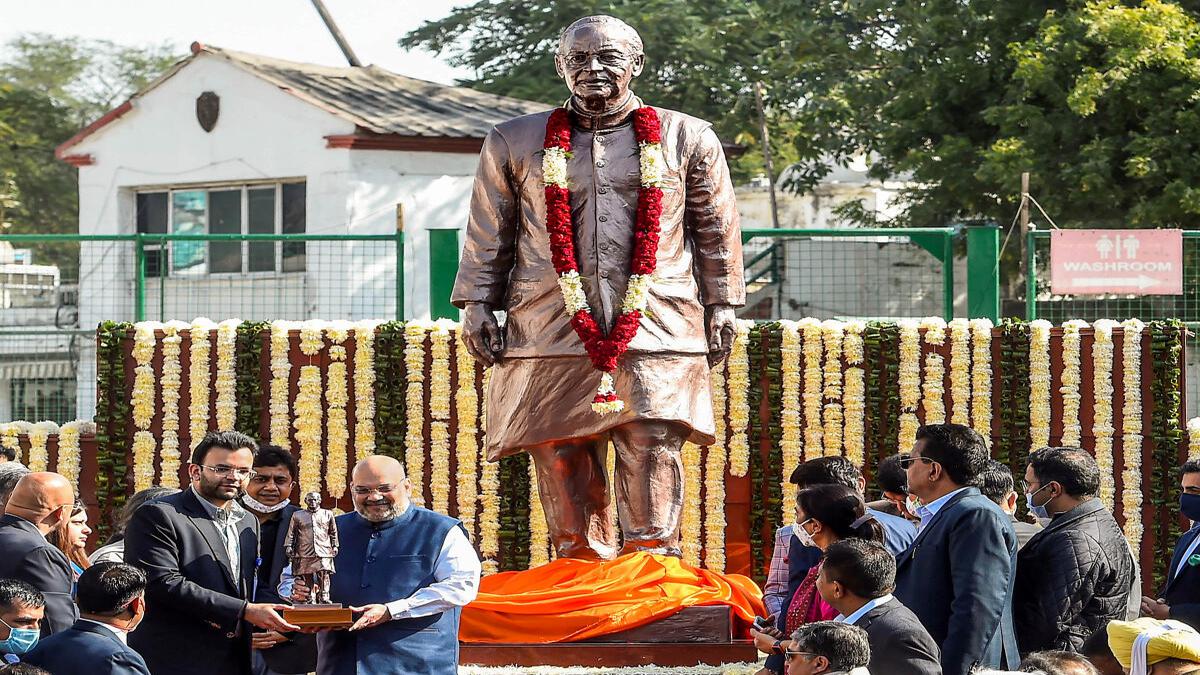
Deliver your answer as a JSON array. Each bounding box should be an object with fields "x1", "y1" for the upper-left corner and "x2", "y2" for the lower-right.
[{"x1": 294, "y1": 456, "x2": 480, "y2": 675}]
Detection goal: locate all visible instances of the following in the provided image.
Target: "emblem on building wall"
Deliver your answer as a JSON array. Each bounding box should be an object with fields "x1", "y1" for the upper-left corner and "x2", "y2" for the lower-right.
[{"x1": 196, "y1": 91, "x2": 220, "y2": 132}]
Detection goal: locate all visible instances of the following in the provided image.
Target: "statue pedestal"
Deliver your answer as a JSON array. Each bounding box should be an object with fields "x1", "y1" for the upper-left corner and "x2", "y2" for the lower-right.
[{"x1": 282, "y1": 604, "x2": 353, "y2": 629}]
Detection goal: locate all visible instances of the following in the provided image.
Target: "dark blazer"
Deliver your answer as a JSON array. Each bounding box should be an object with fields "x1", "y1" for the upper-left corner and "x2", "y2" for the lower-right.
[
  {"x1": 253, "y1": 504, "x2": 317, "y2": 675},
  {"x1": 24, "y1": 620, "x2": 151, "y2": 675},
  {"x1": 1163, "y1": 524, "x2": 1200, "y2": 628},
  {"x1": 855, "y1": 599, "x2": 942, "y2": 675},
  {"x1": 894, "y1": 487, "x2": 1019, "y2": 675},
  {"x1": 124, "y1": 488, "x2": 259, "y2": 675},
  {"x1": 1011, "y1": 517, "x2": 1042, "y2": 551},
  {"x1": 0, "y1": 514, "x2": 77, "y2": 635}
]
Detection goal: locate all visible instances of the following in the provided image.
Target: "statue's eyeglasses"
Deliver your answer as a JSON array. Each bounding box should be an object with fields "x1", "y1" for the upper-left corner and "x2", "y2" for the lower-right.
[{"x1": 563, "y1": 51, "x2": 634, "y2": 68}]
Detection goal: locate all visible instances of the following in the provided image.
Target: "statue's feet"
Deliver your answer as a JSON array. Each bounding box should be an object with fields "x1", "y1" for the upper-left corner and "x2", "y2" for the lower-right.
[{"x1": 619, "y1": 541, "x2": 682, "y2": 558}]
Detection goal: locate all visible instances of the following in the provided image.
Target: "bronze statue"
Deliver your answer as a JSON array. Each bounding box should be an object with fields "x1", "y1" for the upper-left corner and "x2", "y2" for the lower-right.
[
  {"x1": 284, "y1": 492, "x2": 338, "y2": 605},
  {"x1": 454, "y1": 15, "x2": 744, "y2": 560}
]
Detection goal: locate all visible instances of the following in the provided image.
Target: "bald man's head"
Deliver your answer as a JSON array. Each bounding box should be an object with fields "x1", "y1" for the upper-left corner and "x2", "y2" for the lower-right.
[
  {"x1": 350, "y1": 456, "x2": 410, "y2": 522},
  {"x1": 4, "y1": 472, "x2": 75, "y2": 535}
]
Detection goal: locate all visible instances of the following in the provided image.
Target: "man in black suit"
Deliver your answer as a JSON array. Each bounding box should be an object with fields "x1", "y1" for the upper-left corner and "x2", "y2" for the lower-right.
[
  {"x1": 125, "y1": 431, "x2": 299, "y2": 675},
  {"x1": 0, "y1": 472, "x2": 77, "y2": 635},
  {"x1": 894, "y1": 423, "x2": 1019, "y2": 675},
  {"x1": 978, "y1": 460, "x2": 1042, "y2": 550},
  {"x1": 1142, "y1": 460, "x2": 1200, "y2": 628},
  {"x1": 241, "y1": 445, "x2": 316, "y2": 675},
  {"x1": 817, "y1": 538, "x2": 941, "y2": 674},
  {"x1": 25, "y1": 562, "x2": 151, "y2": 675}
]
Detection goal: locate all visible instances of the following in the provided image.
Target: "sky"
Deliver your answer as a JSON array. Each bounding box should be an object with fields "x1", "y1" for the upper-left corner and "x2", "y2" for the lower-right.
[{"x1": 0, "y1": 0, "x2": 474, "y2": 84}]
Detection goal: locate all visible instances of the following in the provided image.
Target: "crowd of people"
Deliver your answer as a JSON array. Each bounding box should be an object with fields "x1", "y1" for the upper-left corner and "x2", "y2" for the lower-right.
[{"x1": 0, "y1": 431, "x2": 480, "y2": 675}]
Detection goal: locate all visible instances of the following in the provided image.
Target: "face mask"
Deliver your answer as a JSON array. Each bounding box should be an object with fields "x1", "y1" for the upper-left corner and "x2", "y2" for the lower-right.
[
  {"x1": 1180, "y1": 493, "x2": 1200, "y2": 522},
  {"x1": 241, "y1": 495, "x2": 290, "y2": 514},
  {"x1": 794, "y1": 519, "x2": 818, "y2": 548},
  {"x1": 0, "y1": 618, "x2": 39, "y2": 655},
  {"x1": 1026, "y1": 483, "x2": 1053, "y2": 520}
]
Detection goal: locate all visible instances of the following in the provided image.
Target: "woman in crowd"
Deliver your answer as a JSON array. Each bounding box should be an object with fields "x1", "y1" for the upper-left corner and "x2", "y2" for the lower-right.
[
  {"x1": 89, "y1": 486, "x2": 178, "y2": 564},
  {"x1": 47, "y1": 499, "x2": 91, "y2": 583}
]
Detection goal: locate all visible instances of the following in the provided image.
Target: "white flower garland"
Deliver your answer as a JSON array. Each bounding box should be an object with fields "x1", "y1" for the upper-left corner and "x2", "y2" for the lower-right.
[
  {"x1": 268, "y1": 321, "x2": 293, "y2": 448},
  {"x1": 0, "y1": 423, "x2": 20, "y2": 464},
  {"x1": 1092, "y1": 319, "x2": 1118, "y2": 510},
  {"x1": 27, "y1": 421, "x2": 56, "y2": 473},
  {"x1": 429, "y1": 319, "x2": 454, "y2": 514},
  {"x1": 353, "y1": 320, "x2": 381, "y2": 461},
  {"x1": 821, "y1": 320, "x2": 845, "y2": 455},
  {"x1": 726, "y1": 320, "x2": 752, "y2": 477},
  {"x1": 842, "y1": 320, "x2": 866, "y2": 468},
  {"x1": 680, "y1": 440, "x2": 704, "y2": 567},
  {"x1": 57, "y1": 420, "x2": 82, "y2": 490},
  {"x1": 1190, "y1": 418, "x2": 1200, "y2": 462},
  {"x1": 131, "y1": 322, "x2": 159, "y2": 491},
  {"x1": 1029, "y1": 319, "x2": 1054, "y2": 451},
  {"x1": 799, "y1": 318, "x2": 824, "y2": 459},
  {"x1": 455, "y1": 329, "x2": 480, "y2": 538},
  {"x1": 1060, "y1": 320, "x2": 1089, "y2": 447},
  {"x1": 897, "y1": 319, "x2": 921, "y2": 452},
  {"x1": 607, "y1": 441, "x2": 619, "y2": 535},
  {"x1": 160, "y1": 320, "x2": 188, "y2": 485},
  {"x1": 920, "y1": 318, "x2": 946, "y2": 426},
  {"x1": 298, "y1": 320, "x2": 324, "y2": 357},
  {"x1": 1120, "y1": 319, "x2": 1145, "y2": 553},
  {"x1": 325, "y1": 322, "x2": 351, "y2": 499},
  {"x1": 948, "y1": 319, "x2": 972, "y2": 425},
  {"x1": 132, "y1": 431, "x2": 156, "y2": 492},
  {"x1": 479, "y1": 367, "x2": 500, "y2": 575},
  {"x1": 969, "y1": 319, "x2": 994, "y2": 445},
  {"x1": 294, "y1": 365, "x2": 323, "y2": 497},
  {"x1": 528, "y1": 459, "x2": 550, "y2": 568},
  {"x1": 215, "y1": 319, "x2": 240, "y2": 430},
  {"x1": 779, "y1": 321, "x2": 803, "y2": 522},
  {"x1": 705, "y1": 363, "x2": 727, "y2": 572},
  {"x1": 188, "y1": 318, "x2": 215, "y2": 450},
  {"x1": 404, "y1": 321, "x2": 428, "y2": 508}
]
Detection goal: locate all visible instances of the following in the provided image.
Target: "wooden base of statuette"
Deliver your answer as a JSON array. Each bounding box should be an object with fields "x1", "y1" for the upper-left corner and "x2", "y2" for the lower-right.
[{"x1": 282, "y1": 604, "x2": 354, "y2": 629}]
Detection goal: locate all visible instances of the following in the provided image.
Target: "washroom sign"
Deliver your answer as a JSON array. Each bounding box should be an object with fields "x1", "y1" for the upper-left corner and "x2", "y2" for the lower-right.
[{"x1": 1050, "y1": 229, "x2": 1183, "y2": 296}]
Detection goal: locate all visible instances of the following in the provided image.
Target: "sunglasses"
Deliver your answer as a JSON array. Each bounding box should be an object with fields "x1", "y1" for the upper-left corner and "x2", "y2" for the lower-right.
[{"x1": 897, "y1": 454, "x2": 936, "y2": 468}]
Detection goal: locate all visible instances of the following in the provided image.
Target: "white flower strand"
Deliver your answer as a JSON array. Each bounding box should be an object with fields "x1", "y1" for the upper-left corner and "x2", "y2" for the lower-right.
[
  {"x1": 842, "y1": 321, "x2": 866, "y2": 468},
  {"x1": 1120, "y1": 319, "x2": 1145, "y2": 553},
  {"x1": 353, "y1": 320, "x2": 381, "y2": 461},
  {"x1": 969, "y1": 319, "x2": 994, "y2": 446},
  {"x1": 726, "y1": 321, "x2": 752, "y2": 477},
  {"x1": 799, "y1": 318, "x2": 824, "y2": 459},
  {"x1": 455, "y1": 329, "x2": 480, "y2": 539},
  {"x1": 1060, "y1": 320, "x2": 1089, "y2": 447},
  {"x1": 268, "y1": 321, "x2": 294, "y2": 448},
  {"x1": 1029, "y1": 320, "x2": 1054, "y2": 451},
  {"x1": 131, "y1": 322, "x2": 160, "y2": 492},
  {"x1": 188, "y1": 318, "x2": 215, "y2": 450},
  {"x1": 27, "y1": 421, "x2": 56, "y2": 473},
  {"x1": 404, "y1": 321, "x2": 428, "y2": 508},
  {"x1": 215, "y1": 319, "x2": 240, "y2": 430},
  {"x1": 821, "y1": 320, "x2": 845, "y2": 456},
  {"x1": 1092, "y1": 319, "x2": 1118, "y2": 510},
  {"x1": 428, "y1": 319, "x2": 455, "y2": 514},
  {"x1": 325, "y1": 322, "x2": 351, "y2": 499},
  {"x1": 779, "y1": 321, "x2": 803, "y2": 522},
  {"x1": 56, "y1": 420, "x2": 83, "y2": 490},
  {"x1": 948, "y1": 319, "x2": 972, "y2": 425},
  {"x1": 897, "y1": 320, "x2": 921, "y2": 452},
  {"x1": 159, "y1": 320, "x2": 188, "y2": 485},
  {"x1": 704, "y1": 364, "x2": 728, "y2": 572}
]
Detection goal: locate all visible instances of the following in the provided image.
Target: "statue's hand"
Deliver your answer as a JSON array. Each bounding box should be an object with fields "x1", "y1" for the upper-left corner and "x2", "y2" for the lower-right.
[
  {"x1": 706, "y1": 305, "x2": 737, "y2": 367},
  {"x1": 462, "y1": 302, "x2": 504, "y2": 366}
]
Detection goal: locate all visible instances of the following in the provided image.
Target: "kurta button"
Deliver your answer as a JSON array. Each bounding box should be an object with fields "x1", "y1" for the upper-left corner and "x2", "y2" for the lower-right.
[
  {"x1": 370, "y1": 532, "x2": 380, "y2": 539},
  {"x1": 600, "y1": 243, "x2": 610, "y2": 251},
  {"x1": 596, "y1": 160, "x2": 606, "y2": 168},
  {"x1": 599, "y1": 215, "x2": 608, "y2": 222},
  {"x1": 598, "y1": 187, "x2": 609, "y2": 194},
  {"x1": 367, "y1": 556, "x2": 376, "y2": 563},
  {"x1": 600, "y1": 270, "x2": 609, "y2": 279}
]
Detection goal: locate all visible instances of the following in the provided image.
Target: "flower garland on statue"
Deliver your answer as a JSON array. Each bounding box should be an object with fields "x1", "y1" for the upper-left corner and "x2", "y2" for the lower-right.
[
  {"x1": 57, "y1": 420, "x2": 82, "y2": 490},
  {"x1": 295, "y1": 321, "x2": 325, "y2": 497},
  {"x1": 428, "y1": 319, "x2": 455, "y2": 514},
  {"x1": 842, "y1": 320, "x2": 866, "y2": 468},
  {"x1": 528, "y1": 460, "x2": 550, "y2": 568},
  {"x1": 920, "y1": 318, "x2": 947, "y2": 426},
  {"x1": 1060, "y1": 320, "x2": 1089, "y2": 447},
  {"x1": 132, "y1": 322, "x2": 159, "y2": 492},
  {"x1": 726, "y1": 321, "x2": 752, "y2": 477},
  {"x1": 404, "y1": 321, "x2": 428, "y2": 507},
  {"x1": 680, "y1": 441, "x2": 703, "y2": 566},
  {"x1": 27, "y1": 421, "x2": 56, "y2": 473},
  {"x1": 455, "y1": 329, "x2": 480, "y2": 537},
  {"x1": 542, "y1": 106, "x2": 664, "y2": 414},
  {"x1": 479, "y1": 367, "x2": 500, "y2": 574},
  {"x1": 188, "y1": 318, "x2": 214, "y2": 450},
  {"x1": 800, "y1": 318, "x2": 824, "y2": 458},
  {"x1": 325, "y1": 322, "x2": 351, "y2": 499},
  {"x1": 821, "y1": 320, "x2": 845, "y2": 456},
  {"x1": 1120, "y1": 319, "x2": 1145, "y2": 552},
  {"x1": 970, "y1": 319, "x2": 994, "y2": 445},
  {"x1": 353, "y1": 320, "x2": 380, "y2": 461},
  {"x1": 1189, "y1": 418, "x2": 1200, "y2": 462},
  {"x1": 1028, "y1": 320, "x2": 1053, "y2": 451},
  {"x1": 948, "y1": 319, "x2": 971, "y2": 425},
  {"x1": 160, "y1": 321, "x2": 188, "y2": 485},
  {"x1": 268, "y1": 321, "x2": 293, "y2": 448},
  {"x1": 1092, "y1": 319, "x2": 1118, "y2": 510},
  {"x1": 897, "y1": 320, "x2": 921, "y2": 452},
  {"x1": 215, "y1": 319, "x2": 240, "y2": 430},
  {"x1": 779, "y1": 321, "x2": 803, "y2": 521},
  {"x1": 705, "y1": 362, "x2": 728, "y2": 572}
]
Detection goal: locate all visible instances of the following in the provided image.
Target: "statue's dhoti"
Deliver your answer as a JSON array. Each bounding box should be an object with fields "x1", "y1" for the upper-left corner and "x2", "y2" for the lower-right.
[{"x1": 485, "y1": 352, "x2": 715, "y2": 561}]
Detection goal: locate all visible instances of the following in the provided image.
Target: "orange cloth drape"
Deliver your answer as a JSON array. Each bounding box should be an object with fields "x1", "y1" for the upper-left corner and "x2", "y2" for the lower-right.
[{"x1": 459, "y1": 552, "x2": 765, "y2": 643}]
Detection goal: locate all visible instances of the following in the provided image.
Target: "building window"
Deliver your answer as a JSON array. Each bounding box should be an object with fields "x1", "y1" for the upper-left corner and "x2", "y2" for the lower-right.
[
  {"x1": 11, "y1": 378, "x2": 76, "y2": 424},
  {"x1": 135, "y1": 182, "x2": 306, "y2": 277}
]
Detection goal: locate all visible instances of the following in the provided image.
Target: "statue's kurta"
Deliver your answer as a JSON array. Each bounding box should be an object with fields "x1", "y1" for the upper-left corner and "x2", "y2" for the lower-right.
[{"x1": 453, "y1": 99, "x2": 745, "y2": 458}]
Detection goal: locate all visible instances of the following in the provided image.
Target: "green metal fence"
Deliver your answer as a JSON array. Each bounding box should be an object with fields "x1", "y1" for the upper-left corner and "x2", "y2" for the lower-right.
[{"x1": 1026, "y1": 230, "x2": 1199, "y2": 417}]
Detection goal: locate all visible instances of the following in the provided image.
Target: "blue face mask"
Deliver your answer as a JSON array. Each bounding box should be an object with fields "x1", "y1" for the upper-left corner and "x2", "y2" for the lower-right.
[
  {"x1": 0, "y1": 618, "x2": 39, "y2": 655},
  {"x1": 1026, "y1": 483, "x2": 1053, "y2": 520},
  {"x1": 1180, "y1": 493, "x2": 1200, "y2": 522}
]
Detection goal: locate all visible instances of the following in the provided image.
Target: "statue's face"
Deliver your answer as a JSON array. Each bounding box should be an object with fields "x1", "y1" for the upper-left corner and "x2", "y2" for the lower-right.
[
  {"x1": 555, "y1": 23, "x2": 644, "y2": 109},
  {"x1": 304, "y1": 493, "x2": 320, "y2": 511}
]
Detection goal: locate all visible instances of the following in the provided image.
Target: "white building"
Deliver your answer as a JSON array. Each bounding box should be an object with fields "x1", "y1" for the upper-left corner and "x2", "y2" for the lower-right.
[{"x1": 51, "y1": 42, "x2": 542, "y2": 418}]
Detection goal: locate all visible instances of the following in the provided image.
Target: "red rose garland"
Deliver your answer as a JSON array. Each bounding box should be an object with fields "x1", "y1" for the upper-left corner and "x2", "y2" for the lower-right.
[{"x1": 542, "y1": 106, "x2": 664, "y2": 413}]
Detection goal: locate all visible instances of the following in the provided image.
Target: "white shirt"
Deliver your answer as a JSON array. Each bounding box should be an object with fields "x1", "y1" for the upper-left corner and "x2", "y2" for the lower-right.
[
  {"x1": 915, "y1": 487, "x2": 969, "y2": 524},
  {"x1": 78, "y1": 618, "x2": 129, "y2": 645},
  {"x1": 278, "y1": 524, "x2": 481, "y2": 621},
  {"x1": 1175, "y1": 526, "x2": 1200, "y2": 580},
  {"x1": 835, "y1": 594, "x2": 894, "y2": 625}
]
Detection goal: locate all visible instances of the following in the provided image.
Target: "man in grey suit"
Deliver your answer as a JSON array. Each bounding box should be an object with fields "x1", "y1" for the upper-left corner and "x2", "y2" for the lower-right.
[
  {"x1": 894, "y1": 424, "x2": 1019, "y2": 675},
  {"x1": 818, "y1": 538, "x2": 941, "y2": 675},
  {"x1": 977, "y1": 460, "x2": 1042, "y2": 550}
]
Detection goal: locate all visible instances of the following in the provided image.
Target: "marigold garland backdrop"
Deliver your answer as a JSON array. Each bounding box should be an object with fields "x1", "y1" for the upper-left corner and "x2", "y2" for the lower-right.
[{"x1": 3, "y1": 318, "x2": 1190, "y2": 588}]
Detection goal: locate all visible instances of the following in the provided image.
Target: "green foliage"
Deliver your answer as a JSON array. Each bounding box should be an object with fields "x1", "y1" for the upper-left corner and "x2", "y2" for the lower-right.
[
  {"x1": 235, "y1": 322, "x2": 269, "y2": 439},
  {"x1": 94, "y1": 321, "x2": 132, "y2": 541}
]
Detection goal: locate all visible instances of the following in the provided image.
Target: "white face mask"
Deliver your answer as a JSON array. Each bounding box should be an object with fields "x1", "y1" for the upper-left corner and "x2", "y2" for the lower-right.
[
  {"x1": 241, "y1": 495, "x2": 290, "y2": 514},
  {"x1": 794, "y1": 518, "x2": 817, "y2": 548}
]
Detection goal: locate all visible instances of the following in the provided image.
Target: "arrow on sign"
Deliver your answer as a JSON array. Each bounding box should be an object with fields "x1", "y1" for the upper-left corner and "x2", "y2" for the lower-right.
[{"x1": 1070, "y1": 275, "x2": 1161, "y2": 289}]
